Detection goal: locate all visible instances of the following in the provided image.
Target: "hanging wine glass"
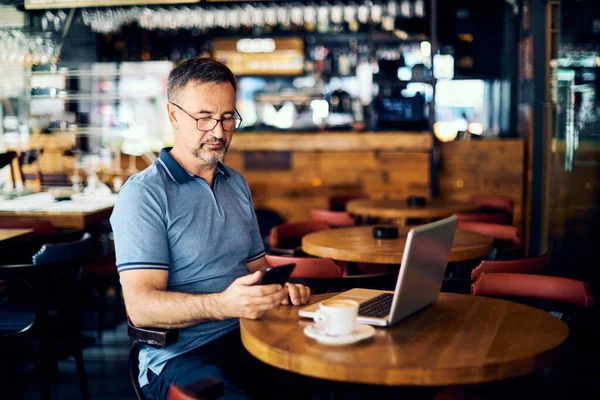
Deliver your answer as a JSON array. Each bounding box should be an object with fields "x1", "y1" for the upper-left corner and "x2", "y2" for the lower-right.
[
  {"x1": 414, "y1": 0, "x2": 426, "y2": 18},
  {"x1": 264, "y1": 6, "x2": 277, "y2": 27},
  {"x1": 400, "y1": 1, "x2": 412, "y2": 18},
  {"x1": 317, "y1": 5, "x2": 329, "y2": 33},
  {"x1": 277, "y1": 6, "x2": 290, "y2": 29},
  {"x1": 252, "y1": 5, "x2": 266, "y2": 29},
  {"x1": 344, "y1": 5, "x2": 358, "y2": 32},
  {"x1": 371, "y1": 3, "x2": 383, "y2": 24}
]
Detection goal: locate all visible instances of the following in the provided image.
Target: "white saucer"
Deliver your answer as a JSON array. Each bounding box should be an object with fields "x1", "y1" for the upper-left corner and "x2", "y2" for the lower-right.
[{"x1": 303, "y1": 323, "x2": 376, "y2": 345}]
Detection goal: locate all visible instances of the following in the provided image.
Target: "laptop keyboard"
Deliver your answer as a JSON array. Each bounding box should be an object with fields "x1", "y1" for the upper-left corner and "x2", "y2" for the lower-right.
[{"x1": 358, "y1": 293, "x2": 394, "y2": 318}]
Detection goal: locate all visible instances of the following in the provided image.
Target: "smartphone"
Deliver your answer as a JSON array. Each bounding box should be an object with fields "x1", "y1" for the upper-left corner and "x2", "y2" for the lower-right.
[{"x1": 256, "y1": 263, "x2": 296, "y2": 286}]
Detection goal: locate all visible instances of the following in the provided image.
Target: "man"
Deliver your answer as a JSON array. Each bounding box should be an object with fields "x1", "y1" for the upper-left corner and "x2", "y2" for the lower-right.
[{"x1": 110, "y1": 58, "x2": 311, "y2": 400}]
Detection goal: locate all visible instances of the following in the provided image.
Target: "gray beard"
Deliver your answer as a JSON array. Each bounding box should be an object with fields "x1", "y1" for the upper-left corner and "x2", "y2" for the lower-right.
[{"x1": 193, "y1": 143, "x2": 229, "y2": 163}]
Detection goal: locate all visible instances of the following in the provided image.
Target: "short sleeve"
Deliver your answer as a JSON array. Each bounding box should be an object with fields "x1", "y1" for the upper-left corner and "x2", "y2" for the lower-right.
[
  {"x1": 110, "y1": 181, "x2": 170, "y2": 273},
  {"x1": 241, "y1": 177, "x2": 265, "y2": 263}
]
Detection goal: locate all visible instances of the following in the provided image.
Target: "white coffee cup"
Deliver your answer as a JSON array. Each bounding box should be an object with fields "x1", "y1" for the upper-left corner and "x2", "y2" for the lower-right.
[{"x1": 313, "y1": 299, "x2": 359, "y2": 336}]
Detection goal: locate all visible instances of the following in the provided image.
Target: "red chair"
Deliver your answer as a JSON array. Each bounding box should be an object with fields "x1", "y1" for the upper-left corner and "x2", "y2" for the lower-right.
[
  {"x1": 327, "y1": 193, "x2": 368, "y2": 212},
  {"x1": 456, "y1": 194, "x2": 514, "y2": 225},
  {"x1": 269, "y1": 221, "x2": 330, "y2": 256},
  {"x1": 471, "y1": 253, "x2": 551, "y2": 280},
  {"x1": 443, "y1": 225, "x2": 524, "y2": 294},
  {"x1": 471, "y1": 273, "x2": 594, "y2": 309},
  {"x1": 266, "y1": 254, "x2": 343, "y2": 279},
  {"x1": 457, "y1": 221, "x2": 522, "y2": 259},
  {"x1": 310, "y1": 208, "x2": 356, "y2": 227},
  {"x1": 470, "y1": 194, "x2": 514, "y2": 215},
  {"x1": 168, "y1": 380, "x2": 223, "y2": 400},
  {"x1": 455, "y1": 212, "x2": 511, "y2": 224},
  {"x1": 436, "y1": 272, "x2": 595, "y2": 400},
  {"x1": 266, "y1": 255, "x2": 397, "y2": 293}
]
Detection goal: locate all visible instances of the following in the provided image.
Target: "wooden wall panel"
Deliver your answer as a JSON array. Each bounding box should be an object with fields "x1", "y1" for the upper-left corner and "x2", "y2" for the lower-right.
[
  {"x1": 438, "y1": 140, "x2": 525, "y2": 226},
  {"x1": 229, "y1": 150, "x2": 431, "y2": 222}
]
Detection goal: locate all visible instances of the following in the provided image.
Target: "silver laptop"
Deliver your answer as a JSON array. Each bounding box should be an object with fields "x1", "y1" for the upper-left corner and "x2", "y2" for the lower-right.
[{"x1": 298, "y1": 216, "x2": 457, "y2": 327}]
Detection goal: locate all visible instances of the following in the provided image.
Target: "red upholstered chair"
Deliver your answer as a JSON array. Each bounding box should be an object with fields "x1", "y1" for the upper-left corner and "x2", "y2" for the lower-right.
[
  {"x1": 471, "y1": 253, "x2": 551, "y2": 280},
  {"x1": 455, "y1": 212, "x2": 511, "y2": 224},
  {"x1": 266, "y1": 254, "x2": 343, "y2": 279},
  {"x1": 470, "y1": 194, "x2": 514, "y2": 214},
  {"x1": 435, "y1": 273, "x2": 595, "y2": 400},
  {"x1": 443, "y1": 233, "x2": 535, "y2": 295},
  {"x1": 457, "y1": 221, "x2": 522, "y2": 260},
  {"x1": 455, "y1": 194, "x2": 514, "y2": 225},
  {"x1": 327, "y1": 193, "x2": 368, "y2": 212},
  {"x1": 310, "y1": 208, "x2": 356, "y2": 227},
  {"x1": 168, "y1": 379, "x2": 223, "y2": 400},
  {"x1": 268, "y1": 221, "x2": 331, "y2": 256},
  {"x1": 471, "y1": 273, "x2": 594, "y2": 309},
  {"x1": 266, "y1": 255, "x2": 396, "y2": 293}
]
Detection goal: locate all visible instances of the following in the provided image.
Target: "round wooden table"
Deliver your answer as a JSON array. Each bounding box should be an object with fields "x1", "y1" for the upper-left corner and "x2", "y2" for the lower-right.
[
  {"x1": 346, "y1": 199, "x2": 480, "y2": 223},
  {"x1": 240, "y1": 293, "x2": 569, "y2": 386},
  {"x1": 302, "y1": 226, "x2": 493, "y2": 263}
]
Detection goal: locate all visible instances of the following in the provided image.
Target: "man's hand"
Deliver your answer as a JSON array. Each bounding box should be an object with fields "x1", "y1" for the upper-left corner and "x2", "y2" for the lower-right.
[
  {"x1": 282, "y1": 283, "x2": 311, "y2": 306},
  {"x1": 215, "y1": 271, "x2": 287, "y2": 320}
]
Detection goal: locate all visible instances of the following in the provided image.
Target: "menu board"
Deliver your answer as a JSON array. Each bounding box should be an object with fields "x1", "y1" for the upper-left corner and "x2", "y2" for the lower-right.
[
  {"x1": 213, "y1": 38, "x2": 304, "y2": 76},
  {"x1": 25, "y1": 0, "x2": 198, "y2": 10}
]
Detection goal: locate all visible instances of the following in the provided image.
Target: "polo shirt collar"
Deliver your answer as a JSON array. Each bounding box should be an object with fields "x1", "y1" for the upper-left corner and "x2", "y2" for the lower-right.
[{"x1": 158, "y1": 147, "x2": 230, "y2": 185}]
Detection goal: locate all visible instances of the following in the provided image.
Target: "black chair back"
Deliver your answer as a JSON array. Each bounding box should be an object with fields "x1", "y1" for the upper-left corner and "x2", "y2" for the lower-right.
[
  {"x1": 0, "y1": 151, "x2": 17, "y2": 169},
  {"x1": 0, "y1": 232, "x2": 93, "y2": 400},
  {"x1": 127, "y1": 318, "x2": 178, "y2": 400},
  {"x1": 33, "y1": 232, "x2": 93, "y2": 266},
  {"x1": 0, "y1": 151, "x2": 17, "y2": 188}
]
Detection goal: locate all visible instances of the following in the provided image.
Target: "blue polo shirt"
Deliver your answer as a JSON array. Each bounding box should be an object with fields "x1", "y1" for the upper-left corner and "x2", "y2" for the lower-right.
[{"x1": 109, "y1": 147, "x2": 265, "y2": 388}]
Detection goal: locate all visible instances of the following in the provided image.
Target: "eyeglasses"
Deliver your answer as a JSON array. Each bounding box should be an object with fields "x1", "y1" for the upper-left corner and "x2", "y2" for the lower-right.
[{"x1": 170, "y1": 102, "x2": 243, "y2": 132}]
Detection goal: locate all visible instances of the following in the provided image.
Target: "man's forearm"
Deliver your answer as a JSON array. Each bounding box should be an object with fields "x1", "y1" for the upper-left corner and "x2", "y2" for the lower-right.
[{"x1": 125, "y1": 288, "x2": 223, "y2": 329}]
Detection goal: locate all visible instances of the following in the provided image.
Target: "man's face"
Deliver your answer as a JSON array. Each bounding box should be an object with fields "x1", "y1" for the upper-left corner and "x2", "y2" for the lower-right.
[{"x1": 171, "y1": 81, "x2": 236, "y2": 164}]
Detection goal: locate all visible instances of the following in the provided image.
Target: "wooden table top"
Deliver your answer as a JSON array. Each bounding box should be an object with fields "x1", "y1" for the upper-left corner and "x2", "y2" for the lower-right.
[
  {"x1": 346, "y1": 199, "x2": 480, "y2": 220},
  {"x1": 0, "y1": 193, "x2": 117, "y2": 230},
  {"x1": 240, "y1": 293, "x2": 569, "y2": 386},
  {"x1": 302, "y1": 226, "x2": 493, "y2": 263},
  {"x1": 0, "y1": 228, "x2": 35, "y2": 246}
]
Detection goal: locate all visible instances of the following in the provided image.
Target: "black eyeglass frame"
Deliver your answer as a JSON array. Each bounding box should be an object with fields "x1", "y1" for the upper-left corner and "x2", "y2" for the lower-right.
[{"x1": 169, "y1": 102, "x2": 243, "y2": 132}]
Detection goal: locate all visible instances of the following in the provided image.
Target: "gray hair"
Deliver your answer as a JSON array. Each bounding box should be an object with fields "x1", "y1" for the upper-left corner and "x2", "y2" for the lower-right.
[{"x1": 167, "y1": 58, "x2": 237, "y2": 102}]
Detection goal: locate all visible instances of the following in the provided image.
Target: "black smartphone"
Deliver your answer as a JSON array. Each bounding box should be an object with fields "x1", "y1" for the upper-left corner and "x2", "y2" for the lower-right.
[{"x1": 256, "y1": 263, "x2": 296, "y2": 286}]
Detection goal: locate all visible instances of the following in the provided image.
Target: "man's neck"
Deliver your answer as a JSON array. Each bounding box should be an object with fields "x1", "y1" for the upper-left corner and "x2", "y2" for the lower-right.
[{"x1": 169, "y1": 145, "x2": 217, "y2": 186}]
